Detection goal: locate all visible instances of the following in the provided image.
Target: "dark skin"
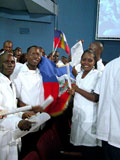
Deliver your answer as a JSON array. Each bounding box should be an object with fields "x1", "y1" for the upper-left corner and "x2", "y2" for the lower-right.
[
  {"x1": 88, "y1": 42, "x2": 103, "y2": 61},
  {"x1": 61, "y1": 56, "x2": 68, "y2": 64},
  {"x1": 72, "y1": 66, "x2": 78, "y2": 77},
  {"x1": 26, "y1": 47, "x2": 41, "y2": 70},
  {"x1": 81, "y1": 52, "x2": 95, "y2": 78},
  {"x1": 14, "y1": 49, "x2": 22, "y2": 62},
  {"x1": 18, "y1": 47, "x2": 44, "y2": 116},
  {"x1": 18, "y1": 119, "x2": 32, "y2": 131},
  {"x1": 52, "y1": 51, "x2": 59, "y2": 64},
  {"x1": 68, "y1": 85, "x2": 99, "y2": 102},
  {"x1": 39, "y1": 47, "x2": 46, "y2": 57},
  {"x1": 3, "y1": 41, "x2": 13, "y2": 52},
  {"x1": 0, "y1": 53, "x2": 15, "y2": 79},
  {"x1": 0, "y1": 52, "x2": 32, "y2": 130},
  {"x1": 68, "y1": 52, "x2": 99, "y2": 103}
]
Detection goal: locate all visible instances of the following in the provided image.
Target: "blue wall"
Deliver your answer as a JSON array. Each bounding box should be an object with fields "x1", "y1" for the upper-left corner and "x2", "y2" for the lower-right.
[
  {"x1": 57, "y1": 0, "x2": 120, "y2": 62},
  {"x1": 0, "y1": 0, "x2": 120, "y2": 62},
  {"x1": 0, "y1": 16, "x2": 55, "y2": 54}
]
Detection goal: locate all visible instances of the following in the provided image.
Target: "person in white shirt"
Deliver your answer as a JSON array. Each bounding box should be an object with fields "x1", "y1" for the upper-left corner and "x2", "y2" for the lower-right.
[
  {"x1": 52, "y1": 51, "x2": 64, "y2": 67},
  {"x1": 94, "y1": 57, "x2": 120, "y2": 160},
  {"x1": 0, "y1": 50, "x2": 32, "y2": 160},
  {"x1": 10, "y1": 61, "x2": 23, "y2": 81},
  {"x1": 14, "y1": 46, "x2": 44, "y2": 108},
  {"x1": 68, "y1": 49, "x2": 101, "y2": 160},
  {"x1": 72, "y1": 41, "x2": 105, "y2": 77},
  {"x1": 13, "y1": 45, "x2": 45, "y2": 158}
]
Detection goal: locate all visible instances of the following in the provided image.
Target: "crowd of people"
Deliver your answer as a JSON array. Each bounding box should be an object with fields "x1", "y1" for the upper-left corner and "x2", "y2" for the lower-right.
[{"x1": 0, "y1": 39, "x2": 120, "y2": 160}]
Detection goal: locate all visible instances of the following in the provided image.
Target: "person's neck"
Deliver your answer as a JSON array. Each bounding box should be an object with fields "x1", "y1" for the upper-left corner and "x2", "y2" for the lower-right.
[
  {"x1": 27, "y1": 63, "x2": 37, "y2": 70},
  {"x1": 82, "y1": 70, "x2": 90, "y2": 78}
]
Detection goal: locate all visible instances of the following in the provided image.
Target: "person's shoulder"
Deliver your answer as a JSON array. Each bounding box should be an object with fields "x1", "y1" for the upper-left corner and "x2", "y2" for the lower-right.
[
  {"x1": 107, "y1": 57, "x2": 119, "y2": 65},
  {"x1": 18, "y1": 63, "x2": 28, "y2": 73},
  {"x1": 14, "y1": 63, "x2": 27, "y2": 79},
  {"x1": 16, "y1": 62, "x2": 23, "y2": 68},
  {"x1": 90, "y1": 69, "x2": 102, "y2": 78},
  {"x1": 94, "y1": 69, "x2": 102, "y2": 78},
  {"x1": 91, "y1": 68, "x2": 100, "y2": 74},
  {"x1": 0, "y1": 73, "x2": 10, "y2": 87},
  {"x1": 0, "y1": 73, "x2": 6, "y2": 82},
  {"x1": 13, "y1": 62, "x2": 23, "y2": 74},
  {"x1": 105, "y1": 57, "x2": 120, "y2": 70},
  {"x1": 0, "y1": 76, "x2": 3, "y2": 85}
]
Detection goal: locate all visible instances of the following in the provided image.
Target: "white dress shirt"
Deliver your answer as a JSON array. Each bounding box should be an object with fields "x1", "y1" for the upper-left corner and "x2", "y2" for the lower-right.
[
  {"x1": 70, "y1": 69, "x2": 101, "y2": 146},
  {"x1": 10, "y1": 62, "x2": 23, "y2": 81},
  {"x1": 95, "y1": 57, "x2": 120, "y2": 148},
  {"x1": 0, "y1": 73, "x2": 22, "y2": 160},
  {"x1": 14, "y1": 63, "x2": 44, "y2": 106}
]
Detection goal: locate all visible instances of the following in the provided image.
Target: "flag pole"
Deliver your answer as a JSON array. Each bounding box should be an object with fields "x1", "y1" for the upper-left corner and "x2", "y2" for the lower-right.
[
  {"x1": 52, "y1": 40, "x2": 60, "y2": 56},
  {"x1": 66, "y1": 63, "x2": 72, "y2": 88}
]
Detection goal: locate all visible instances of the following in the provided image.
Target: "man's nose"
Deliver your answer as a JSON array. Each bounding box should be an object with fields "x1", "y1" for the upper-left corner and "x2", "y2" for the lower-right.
[
  {"x1": 33, "y1": 54, "x2": 39, "y2": 58},
  {"x1": 7, "y1": 62, "x2": 14, "y2": 66}
]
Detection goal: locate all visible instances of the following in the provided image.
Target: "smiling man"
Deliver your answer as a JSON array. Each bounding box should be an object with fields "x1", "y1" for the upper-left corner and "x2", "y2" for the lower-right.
[
  {"x1": 13, "y1": 45, "x2": 45, "y2": 158},
  {"x1": 14, "y1": 46, "x2": 44, "y2": 108}
]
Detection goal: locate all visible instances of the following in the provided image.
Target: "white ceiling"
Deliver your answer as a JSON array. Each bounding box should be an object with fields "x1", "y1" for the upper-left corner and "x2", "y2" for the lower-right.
[{"x1": 0, "y1": 0, "x2": 57, "y2": 15}]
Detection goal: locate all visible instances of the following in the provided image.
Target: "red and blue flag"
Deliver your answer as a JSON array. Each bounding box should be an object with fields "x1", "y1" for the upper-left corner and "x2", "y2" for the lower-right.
[
  {"x1": 54, "y1": 29, "x2": 70, "y2": 55},
  {"x1": 38, "y1": 57, "x2": 71, "y2": 116}
]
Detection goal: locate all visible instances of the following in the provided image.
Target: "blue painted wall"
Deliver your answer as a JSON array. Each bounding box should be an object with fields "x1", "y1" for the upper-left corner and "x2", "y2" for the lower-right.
[
  {"x1": 57, "y1": 0, "x2": 120, "y2": 62},
  {"x1": 0, "y1": 16, "x2": 55, "y2": 54},
  {"x1": 0, "y1": 0, "x2": 120, "y2": 62}
]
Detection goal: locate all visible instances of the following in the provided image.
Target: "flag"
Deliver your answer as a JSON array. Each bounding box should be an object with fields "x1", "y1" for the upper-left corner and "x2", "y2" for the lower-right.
[
  {"x1": 54, "y1": 29, "x2": 70, "y2": 55},
  {"x1": 70, "y1": 40, "x2": 84, "y2": 67},
  {"x1": 38, "y1": 57, "x2": 71, "y2": 116},
  {"x1": 56, "y1": 65, "x2": 75, "y2": 79},
  {"x1": 56, "y1": 65, "x2": 76, "y2": 97},
  {"x1": 38, "y1": 56, "x2": 59, "y2": 100}
]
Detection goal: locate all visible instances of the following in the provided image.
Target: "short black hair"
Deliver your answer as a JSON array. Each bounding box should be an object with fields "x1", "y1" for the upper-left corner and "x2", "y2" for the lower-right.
[{"x1": 27, "y1": 45, "x2": 39, "y2": 53}]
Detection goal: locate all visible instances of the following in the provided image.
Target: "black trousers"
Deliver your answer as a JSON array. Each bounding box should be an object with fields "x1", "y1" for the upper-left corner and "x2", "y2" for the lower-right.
[
  {"x1": 80, "y1": 146, "x2": 103, "y2": 160},
  {"x1": 66, "y1": 145, "x2": 104, "y2": 160},
  {"x1": 102, "y1": 141, "x2": 120, "y2": 160}
]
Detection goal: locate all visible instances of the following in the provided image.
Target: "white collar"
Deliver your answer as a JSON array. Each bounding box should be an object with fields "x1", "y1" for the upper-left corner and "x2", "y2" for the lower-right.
[
  {"x1": 20, "y1": 63, "x2": 40, "y2": 74},
  {"x1": 0, "y1": 73, "x2": 12, "y2": 85}
]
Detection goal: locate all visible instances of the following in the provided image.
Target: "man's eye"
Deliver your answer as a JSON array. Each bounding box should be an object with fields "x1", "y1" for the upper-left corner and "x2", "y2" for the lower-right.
[
  {"x1": 11, "y1": 61, "x2": 15, "y2": 64},
  {"x1": 88, "y1": 59, "x2": 93, "y2": 62},
  {"x1": 82, "y1": 58, "x2": 86, "y2": 61}
]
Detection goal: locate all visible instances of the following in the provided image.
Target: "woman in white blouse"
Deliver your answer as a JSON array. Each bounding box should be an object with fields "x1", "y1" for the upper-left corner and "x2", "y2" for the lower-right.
[{"x1": 68, "y1": 49, "x2": 102, "y2": 160}]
